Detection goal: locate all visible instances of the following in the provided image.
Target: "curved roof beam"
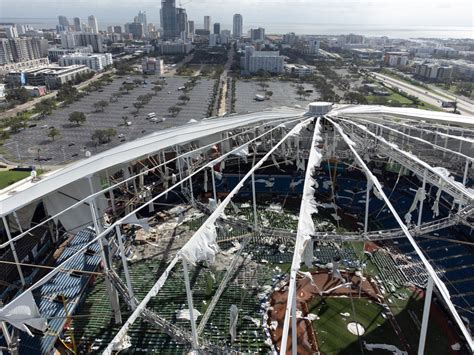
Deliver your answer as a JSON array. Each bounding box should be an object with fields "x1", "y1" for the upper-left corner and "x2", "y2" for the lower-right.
[
  {"x1": 0, "y1": 115, "x2": 302, "y2": 250},
  {"x1": 103, "y1": 118, "x2": 314, "y2": 354},
  {"x1": 327, "y1": 117, "x2": 473, "y2": 351},
  {"x1": 331, "y1": 116, "x2": 474, "y2": 205}
]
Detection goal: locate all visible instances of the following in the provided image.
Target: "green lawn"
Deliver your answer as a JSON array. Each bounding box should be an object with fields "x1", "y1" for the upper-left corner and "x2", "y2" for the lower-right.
[
  {"x1": 0, "y1": 170, "x2": 30, "y2": 189},
  {"x1": 388, "y1": 288, "x2": 452, "y2": 355},
  {"x1": 366, "y1": 91, "x2": 413, "y2": 105},
  {"x1": 309, "y1": 297, "x2": 403, "y2": 354}
]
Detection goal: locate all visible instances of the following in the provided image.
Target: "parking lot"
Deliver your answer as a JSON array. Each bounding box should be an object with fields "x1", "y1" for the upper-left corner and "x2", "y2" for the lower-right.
[
  {"x1": 234, "y1": 80, "x2": 318, "y2": 113},
  {"x1": 5, "y1": 75, "x2": 215, "y2": 165}
]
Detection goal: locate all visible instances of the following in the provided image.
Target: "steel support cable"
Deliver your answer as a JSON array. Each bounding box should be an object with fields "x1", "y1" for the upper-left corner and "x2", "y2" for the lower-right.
[
  {"x1": 2, "y1": 116, "x2": 307, "y2": 344},
  {"x1": 0, "y1": 115, "x2": 302, "y2": 250},
  {"x1": 333, "y1": 116, "x2": 474, "y2": 206},
  {"x1": 352, "y1": 117, "x2": 474, "y2": 163},
  {"x1": 327, "y1": 116, "x2": 474, "y2": 352},
  {"x1": 103, "y1": 117, "x2": 315, "y2": 354}
]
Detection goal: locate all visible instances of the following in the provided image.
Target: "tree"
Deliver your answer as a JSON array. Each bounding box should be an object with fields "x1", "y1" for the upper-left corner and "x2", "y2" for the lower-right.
[
  {"x1": 92, "y1": 128, "x2": 116, "y2": 145},
  {"x1": 6, "y1": 87, "x2": 30, "y2": 104},
  {"x1": 47, "y1": 127, "x2": 60, "y2": 141},
  {"x1": 152, "y1": 85, "x2": 162, "y2": 95},
  {"x1": 179, "y1": 94, "x2": 190, "y2": 103},
  {"x1": 133, "y1": 102, "x2": 144, "y2": 113},
  {"x1": 265, "y1": 91, "x2": 273, "y2": 98},
  {"x1": 110, "y1": 93, "x2": 121, "y2": 102},
  {"x1": 122, "y1": 116, "x2": 129, "y2": 125},
  {"x1": 168, "y1": 106, "x2": 182, "y2": 117},
  {"x1": 133, "y1": 78, "x2": 143, "y2": 86},
  {"x1": 343, "y1": 91, "x2": 368, "y2": 104},
  {"x1": 57, "y1": 84, "x2": 79, "y2": 103},
  {"x1": 35, "y1": 99, "x2": 55, "y2": 116},
  {"x1": 120, "y1": 83, "x2": 135, "y2": 93},
  {"x1": 68, "y1": 111, "x2": 86, "y2": 126},
  {"x1": 93, "y1": 100, "x2": 109, "y2": 112},
  {"x1": 296, "y1": 85, "x2": 306, "y2": 99}
]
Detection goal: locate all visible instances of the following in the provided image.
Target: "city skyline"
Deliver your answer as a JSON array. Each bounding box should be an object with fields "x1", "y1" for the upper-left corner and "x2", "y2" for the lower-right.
[{"x1": 0, "y1": 0, "x2": 472, "y2": 33}]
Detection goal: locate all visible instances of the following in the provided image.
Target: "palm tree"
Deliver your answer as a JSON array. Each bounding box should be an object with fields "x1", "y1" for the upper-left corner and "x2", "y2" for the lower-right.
[{"x1": 47, "y1": 127, "x2": 60, "y2": 141}]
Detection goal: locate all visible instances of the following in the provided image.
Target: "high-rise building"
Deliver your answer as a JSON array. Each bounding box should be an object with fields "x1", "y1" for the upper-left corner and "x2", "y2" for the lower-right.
[
  {"x1": 177, "y1": 8, "x2": 188, "y2": 38},
  {"x1": 213, "y1": 23, "x2": 220, "y2": 35},
  {"x1": 74, "y1": 33, "x2": 103, "y2": 52},
  {"x1": 137, "y1": 11, "x2": 148, "y2": 36},
  {"x1": 5, "y1": 26, "x2": 18, "y2": 40},
  {"x1": 8, "y1": 38, "x2": 43, "y2": 62},
  {"x1": 204, "y1": 16, "x2": 211, "y2": 31},
  {"x1": 233, "y1": 14, "x2": 243, "y2": 38},
  {"x1": 58, "y1": 15, "x2": 69, "y2": 28},
  {"x1": 0, "y1": 39, "x2": 14, "y2": 64},
  {"x1": 113, "y1": 26, "x2": 122, "y2": 34},
  {"x1": 125, "y1": 22, "x2": 144, "y2": 40},
  {"x1": 250, "y1": 27, "x2": 265, "y2": 41},
  {"x1": 188, "y1": 20, "x2": 195, "y2": 35},
  {"x1": 61, "y1": 33, "x2": 76, "y2": 49},
  {"x1": 88, "y1": 15, "x2": 99, "y2": 34},
  {"x1": 73, "y1": 17, "x2": 82, "y2": 31},
  {"x1": 161, "y1": 0, "x2": 178, "y2": 39}
]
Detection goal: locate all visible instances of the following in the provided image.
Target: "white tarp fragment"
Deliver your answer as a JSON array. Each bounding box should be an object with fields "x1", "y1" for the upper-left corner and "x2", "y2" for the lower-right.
[
  {"x1": 180, "y1": 223, "x2": 220, "y2": 265},
  {"x1": 0, "y1": 290, "x2": 48, "y2": 336},
  {"x1": 229, "y1": 304, "x2": 239, "y2": 343},
  {"x1": 121, "y1": 213, "x2": 151, "y2": 232},
  {"x1": 364, "y1": 343, "x2": 407, "y2": 355},
  {"x1": 43, "y1": 176, "x2": 107, "y2": 234},
  {"x1": 404, "y1": 187, "x2": 426, "y2": 225},
  {"x1": 176, "y1": 308, "x2": 201, "y2": 321},
  {"x1": 112, "y1": 334, "x2": 131, "y2": 352},
  {"x1": 231, "y1": 144, "x2": 249, "y2": 163}
]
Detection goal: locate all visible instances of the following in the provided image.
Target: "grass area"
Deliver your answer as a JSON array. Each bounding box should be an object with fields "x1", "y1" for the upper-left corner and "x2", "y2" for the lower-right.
[
  {"x1": 366, "y1": 91, "x2": 413, "y2": 105},
  {"x1": 0, "y1": 170, "x2": 30, "y2": 189},
  {"x1": 309, "y1": 297, "x2": 403, "y2": 354},
  {"x1": 388, "y1": 288, "x2": 452, "y2": 355}
]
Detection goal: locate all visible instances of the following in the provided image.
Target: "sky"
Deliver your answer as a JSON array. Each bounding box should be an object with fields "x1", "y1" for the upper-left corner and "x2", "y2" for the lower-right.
[{"x1": 0, "y1": 0, "x2": 473, "y2": 34}]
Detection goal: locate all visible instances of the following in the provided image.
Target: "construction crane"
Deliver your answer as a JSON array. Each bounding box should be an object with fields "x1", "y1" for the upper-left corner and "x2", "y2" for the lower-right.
[{"x1": 178, "y1": 0, "x2": 192, "y2": 8}]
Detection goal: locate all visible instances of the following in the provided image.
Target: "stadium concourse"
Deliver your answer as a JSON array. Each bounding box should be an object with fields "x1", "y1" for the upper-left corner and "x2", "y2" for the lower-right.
[{"x1": 0, "y1": 103, "x2": 473, "y2": 354}]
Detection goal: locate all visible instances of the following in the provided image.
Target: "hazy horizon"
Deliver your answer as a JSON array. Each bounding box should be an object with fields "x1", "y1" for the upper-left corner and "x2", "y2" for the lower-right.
[{"x1": 0, "y1": 0, "x2": 473, "y2": 36}]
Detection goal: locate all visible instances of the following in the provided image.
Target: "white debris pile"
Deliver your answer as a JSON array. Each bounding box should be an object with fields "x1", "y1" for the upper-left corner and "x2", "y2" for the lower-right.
[{"x1": 176, "y1": 308, "x2": 202, "y2": 321}]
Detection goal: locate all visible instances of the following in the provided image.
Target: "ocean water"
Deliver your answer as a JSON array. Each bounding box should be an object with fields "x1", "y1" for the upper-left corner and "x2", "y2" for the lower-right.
[{"x1": 1, "y1": 17, "x2": 472, "y2": 39}]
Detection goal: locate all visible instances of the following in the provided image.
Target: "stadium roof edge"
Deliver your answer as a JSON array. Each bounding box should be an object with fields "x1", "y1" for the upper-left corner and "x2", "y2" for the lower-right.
[{"x1": 0, "y1": 107, "x2": 305, "y2": 216}]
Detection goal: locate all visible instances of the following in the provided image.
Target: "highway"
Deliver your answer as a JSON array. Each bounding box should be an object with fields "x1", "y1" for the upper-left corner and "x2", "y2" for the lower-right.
[{"x1": 370, "y1": 72, "x2": 474, "y2": 116}]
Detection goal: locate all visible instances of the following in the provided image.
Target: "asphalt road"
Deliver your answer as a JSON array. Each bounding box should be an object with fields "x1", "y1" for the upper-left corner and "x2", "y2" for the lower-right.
[{"x1": 371, "y1": 72, "x2": 474, "y2": 116}]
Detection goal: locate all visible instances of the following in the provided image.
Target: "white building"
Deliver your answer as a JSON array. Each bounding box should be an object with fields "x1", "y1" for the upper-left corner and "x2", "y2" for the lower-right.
[
  {"x1": 88, "y1": 15, "x2": 99, "y2": 34},
  {"x1": 284, "y1": 64, "x2": 314, "y2": 77},
  {"x1": 242, "y1": 47, "x2": 284, "y2": 74},
  {"x1": 60, "y1": 33, "x2": 76, "y2": 49},
  {"x1": 48, "y1": 46, "x2": 93, "y2": 62},
  {"x1": 233, "y1": 14, "x2": 243, "y2": 38},
  {"x1": 204, "y1": 16, "x2": 211, "y2": 31},
  {"x1": 59, "y1": 53, "x2": 113, "y2": 71},
  {"x1": 308, "y1": 39, "x2": 320, "y2": 55},
  {"x1": 157, "y1": 42, "x2": 193, "y2": 55},
  {"x1": 209, "y1": 34, "x2": 218, "y2": 47},
  {"x1": 384, "y1": 52, "x2": 409, "y2": 67},
  {"x1": 142, "y1": 56, "x2": 164, "y2": 75}
]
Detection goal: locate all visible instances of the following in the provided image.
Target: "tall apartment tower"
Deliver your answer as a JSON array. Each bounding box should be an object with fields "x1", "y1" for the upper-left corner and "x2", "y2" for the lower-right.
[
  {"x1": 58, "y1": 15, "x2": 69, "y2": 28},
  {"x1": 73, "y1": 17, "x2": 81, "y2": 31},
  {"x1": 188, "y1": 20, "x2": 195, "y2": 35},
  {"x1": 137, "y1": 11, "x2": 148, "y2": 36},
  {"x1": 204, "y1": 16, "x2": 211, "y2": 31},
  {"x1": 213, "y1": 23, "x2": 220, "y2": 35},
  {"x1": 88, "y1": 15, "x2": 99, "y2": 33},
  {"x1": 233, "y1": 14, "x2": 243, "y2": 38},
  {"x1": 161, "y1": 0, "x2": 178, "y2": 39},
  {"x1": 177, "y1": 8, "x2": 188, "y2": 38}
]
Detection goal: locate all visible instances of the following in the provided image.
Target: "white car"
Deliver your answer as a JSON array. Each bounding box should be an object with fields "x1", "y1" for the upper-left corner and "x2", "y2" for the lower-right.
[{"x1": 118, "y1": 134, "x2": 125, "y2": 138}]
